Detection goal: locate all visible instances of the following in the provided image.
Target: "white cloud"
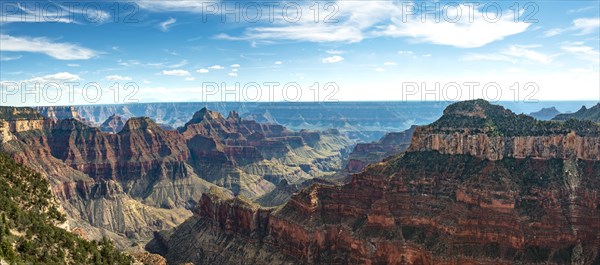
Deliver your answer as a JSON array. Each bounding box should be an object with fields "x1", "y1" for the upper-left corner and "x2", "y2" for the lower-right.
[
  {"x1": 209, "y1": 65, "x2": 225, "y2": 70},
  {"x1": 143, "y1": 80, "x2": 152, "y2": 84},
  {"x1": 568, "y1": 6, "x2": 596, "y2": 14},
  {"x1": 561, "y1": 43, "x2": 600, "y2": 63},
  {"x1": 67, "y1": 63, "x2": 79, "y2": 67},
  {"x1": 185, "y1": 77, "x2": 195, "y2": 81},
  {"x1": 0, "y1": 3, "x2": 110, "y2": 24},
  {"x1": 216, "y1": 2, "x2": 529, "y2": 48},
  {"x1": 383, "y1": 62, "x2": 397, "y2": 66},
  {"x1": 398, "y1": 50, "x2": 414, "y2": 55},
  {"x1": 228, "y1": 72, "x2": 238, "y2": 77},
  {"x1": 502, "y1": 45, "x2": 554, "y2": 64},
  {"x1": 196, "y1": 68, "x2": 209, "y2": 74},
  {"x1": 572, "y1": 18, "x2": 600, "y2": 35},
  {"x1": 375, "y1": 68, "x2": 385, "y2": 72},
  {"x1": 215, "y1": 1, "x2": 400, "y2": 43},
  {"x1": 159, "y1": 17, "x2": 176, "y2": 32},
  {"x1": 169, "y1": 59, "x2": 188, "y2": 68},
  {"x1": 119, "y1": 59, "x2": 187, "y2": 68},
  {"x1": 464, "y1": 45, "x2": 556, "y2": 64},
  {"x1": 105, "y1": 75, "x2": 132, "y2": 81},
  {"x1": 164, "y1": 49, "x2": 178, "y2": 56},
  {"x1": 380, "y1": 5, "x2": 529, "y2": 48},
  {"x1": 0, "y1": 34, "x2": 98, "y2": 60},
  {"x1": 544, "y1": 28, "x2": 564, "y2": 37},
  {"x1": 135, "y1": 0, "x2": 210, "y2": 13},
  {"x1": 0, "y1": 54, "x2": 22, "y2": 61},
  {"x1": 28, "y1": 72, "x2": 81, "y2": 83},
  {"x1": 322, "y1": 55, "x2": 344, "y2": 63},
  {"x1": 274, "y1": 61, "x2": 283, "y2": 65},
  {"x1": 545, "y1": 17, "x2": 600, "y2": 37},
  {"x1": 326, "y1": 50, "x2": 346, "y2": 54},
  {"x1": 33, "y1": 72, "x2": 81, "y2": 82},
  {"x1": 161, "y1": 69, "x2": 190, "y2": 76},
  {"x1": 463, "y1": 54, "x2": 516, "y2": 63},
  {"x1": 231, "y1": 69, "x2": 238, "y2": 72},
  {"x1": 230, "y1": 64, "x2": 240, "y2": 68},
  {"x1": 1, "y1": 72, "x2": 83, "y2": 102}
]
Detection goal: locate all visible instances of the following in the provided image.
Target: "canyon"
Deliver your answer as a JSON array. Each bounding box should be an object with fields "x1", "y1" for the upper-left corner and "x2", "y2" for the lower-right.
[
  {"x1": 2, "y1": 100, "x2": 599, "y2": 264},
  {"x1": 344, "y1": 125, "x2": 416, "y2": 174},
  {"x1": 34, "y1": 102, "x2": 447, "y2": 142},
  {"x1": 149, "y1": 100, "x2": 600, "y2": 265},
  {"x1": 0, "y1": 106, "x2": 352, "y2": 248}
]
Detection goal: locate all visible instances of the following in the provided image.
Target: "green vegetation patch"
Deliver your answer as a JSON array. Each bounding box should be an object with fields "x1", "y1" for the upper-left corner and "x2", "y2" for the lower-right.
[{"x1": 0, "y1": 152, "x2": 132, "y2": 264}]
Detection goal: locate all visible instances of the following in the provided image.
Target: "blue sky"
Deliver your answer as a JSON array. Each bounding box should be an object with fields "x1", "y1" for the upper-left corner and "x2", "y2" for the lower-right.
[{"x1": 0, "y1": 0, "x2": 599, "y2": 105}]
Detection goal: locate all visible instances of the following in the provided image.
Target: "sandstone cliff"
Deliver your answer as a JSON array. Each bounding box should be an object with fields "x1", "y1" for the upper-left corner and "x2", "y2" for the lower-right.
[
  {"x1": 345, "y1": 126, "x2": 416, "y2": 174},
  {"x1": 100, "y1": 114, "x2": 127, "y2": 133},
  {"x1": 0, "y1": 106, "x2": 353, "y2": 248},
  {"x1": 409, "y1": 99, "x2": 600, "y2": 160},
  {"x1": 151, "y1": 100, "x2": 600, "y2": 265}
]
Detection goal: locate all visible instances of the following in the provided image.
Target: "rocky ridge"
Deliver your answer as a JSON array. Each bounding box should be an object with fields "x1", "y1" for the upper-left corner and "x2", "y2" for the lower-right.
[
  {"x1": 553, "y1": 103, "x2": 600, "y2": 122},
  {"x1": 151, "y1": 100, "x2": 600, "y2": 265},
  {"x1": 344, "y1": 125, "x2": 416, "y2": 174},
  {"x1": 529, "y1": 107, "x2": 561, "y2": 120},
  {"x1": 99, "y1": 114, "x2": 127, "y2": 133},
  {"x1": 409, "y1": 99, "x2": 600, "y2": 160},
  {"x1": 0, "y1": 106, "x2": 352, "y2": 248},
  {"x1": 34, "y1": 102, "x2": 447, "y2": 142}
]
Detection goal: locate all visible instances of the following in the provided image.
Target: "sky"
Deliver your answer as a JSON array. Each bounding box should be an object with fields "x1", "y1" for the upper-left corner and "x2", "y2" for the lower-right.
[{"x1": 0, "y1": 0, "x2": 599, "y2": 106}]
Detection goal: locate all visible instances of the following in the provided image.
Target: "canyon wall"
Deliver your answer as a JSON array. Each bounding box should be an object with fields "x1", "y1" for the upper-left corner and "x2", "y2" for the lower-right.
[
  {"x1": 151, "y1": 100, "x2": 600, "y2": 265},
  {"x1": 409, "y1": 127, "x2": 600, "y2": 160},
  {"x1": 0, "y1": 106, "x2": 352, "y2": 248}
]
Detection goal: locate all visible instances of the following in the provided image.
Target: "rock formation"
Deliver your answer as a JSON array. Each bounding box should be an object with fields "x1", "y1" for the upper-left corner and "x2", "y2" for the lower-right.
[
  {"x1": 345, "y1": 125, "x2": 416, "y2": 174},
  {"x1": 553, "y1": 103, "x2": 600, "y2": 122},
  {"x1": 34, "y1": 102, "x2": 448, "y2": 142},
  {"x1": 99, "y1": 114, "x2": 127, "y2": 133},
  {"x1": 409, "y1": 100, "x2": 600, "y2": 161},
  {"x1": 529, "y1": 107, "x2": 561, "y2": 120},
  {"x1": 151, "y1": 100, "x2": 600, "y2": 265},
  {"x1": 0, "y1": 106, "x2": 352, "y2": 248}
]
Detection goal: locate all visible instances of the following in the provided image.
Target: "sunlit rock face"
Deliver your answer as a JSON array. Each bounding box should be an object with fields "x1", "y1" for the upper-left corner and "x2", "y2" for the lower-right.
[
  {"x1": 34, "y1": 101, "x2": 448, "y2": 142},
  {"x1": 99, "y1": 114, "x2": 127, "y2": 133},
  {"x1": 0, "y1": 106, "x2": 352, "y2": 247},
  {"x1": 345, "y1": 126, "x2": 416, "y2": 173},
  {"x1": 151, "y1": 100, "x2": 600, "y2": 265}
]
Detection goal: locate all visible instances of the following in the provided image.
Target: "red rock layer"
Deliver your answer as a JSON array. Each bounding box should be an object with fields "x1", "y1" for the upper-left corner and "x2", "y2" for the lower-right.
[
  {"x1": 409, "y1": 127, "x2": 600, "y2": 161},
  {"x1": 179, "y1": 153, "x2": 599, "y2": 264}
]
